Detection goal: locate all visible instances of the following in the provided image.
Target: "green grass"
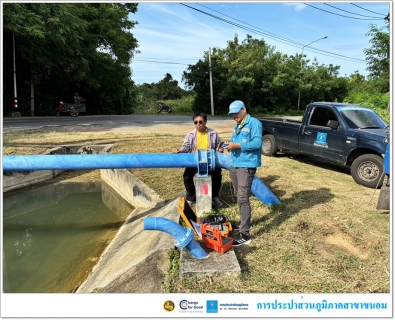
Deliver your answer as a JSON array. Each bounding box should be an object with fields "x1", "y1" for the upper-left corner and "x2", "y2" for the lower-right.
[{"x1": 3, "y1": 127, "x2": 390, "y2": 293}]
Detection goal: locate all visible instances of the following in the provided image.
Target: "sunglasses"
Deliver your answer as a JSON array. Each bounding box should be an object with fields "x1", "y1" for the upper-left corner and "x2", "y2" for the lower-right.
[{"x1": 194, "y1": 121, "x2": 204, "y2": 125}]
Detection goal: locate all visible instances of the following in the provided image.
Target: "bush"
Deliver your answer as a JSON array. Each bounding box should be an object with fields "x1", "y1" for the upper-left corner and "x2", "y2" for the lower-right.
[
  {"x1": 161, "y1": 95, "x2": 195, "y2": 114},
  {"x1": 343, "y1": 91, "x2": 390, "y2": 122}
]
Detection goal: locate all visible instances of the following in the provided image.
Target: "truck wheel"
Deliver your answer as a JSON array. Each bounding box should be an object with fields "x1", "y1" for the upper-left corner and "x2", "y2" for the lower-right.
[
  {"x1": 262, "y1": 134, "x2": 277, "y2": 156},
  {"x1": 350, "y1": 154, "x2": 384, "y2": 188},
  {"x1": 69, "y1": 107, "x2": 79, "y2": 117}
]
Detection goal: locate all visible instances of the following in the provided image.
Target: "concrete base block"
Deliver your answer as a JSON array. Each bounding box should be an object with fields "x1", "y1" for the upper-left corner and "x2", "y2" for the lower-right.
[
  {"x1": 376, "y1": 183, "x2": 390, "y2": 210},
  {"x1": 180, "y1": 240, "x2": 241, "y2": 278},
  {"x1": 196, "y1": 176, "x2": 212, "y2": 216}
]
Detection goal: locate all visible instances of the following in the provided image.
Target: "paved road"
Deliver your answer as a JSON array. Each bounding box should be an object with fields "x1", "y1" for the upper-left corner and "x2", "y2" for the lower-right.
[
  {"x1": 2, "y1": 114, "x2": 232, "y2": 131},
  {"x1": 2, "y1": 114, "x2": 301, "y2": 131}
]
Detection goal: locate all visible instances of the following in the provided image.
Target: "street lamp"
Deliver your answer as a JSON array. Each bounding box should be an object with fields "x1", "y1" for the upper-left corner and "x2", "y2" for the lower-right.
[{"x1": 297, "y1": 35, "x2": 328, "y2": 110}]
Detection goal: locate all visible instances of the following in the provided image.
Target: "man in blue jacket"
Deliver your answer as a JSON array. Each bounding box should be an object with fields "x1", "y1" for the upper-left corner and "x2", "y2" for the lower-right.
[{"x1": 223, "y1": 100, "x2": 263, "y2": 246}]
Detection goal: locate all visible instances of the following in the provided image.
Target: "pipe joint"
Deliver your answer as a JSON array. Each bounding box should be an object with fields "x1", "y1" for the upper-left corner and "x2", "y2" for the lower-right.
[{"x1": 174, "y1": 227, "x2": 194, "y2": 249}]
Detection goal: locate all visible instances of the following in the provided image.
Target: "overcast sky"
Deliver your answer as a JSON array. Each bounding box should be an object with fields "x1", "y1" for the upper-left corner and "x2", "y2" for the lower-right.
[{"x1": 129, "y1": 1, "x2": 390, "y2": 87}]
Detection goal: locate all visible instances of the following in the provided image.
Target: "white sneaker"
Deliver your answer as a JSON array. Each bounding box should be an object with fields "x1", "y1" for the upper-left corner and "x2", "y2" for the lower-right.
[{"x1": 212, "y1": 197, "x2": 223, "y2": 207}]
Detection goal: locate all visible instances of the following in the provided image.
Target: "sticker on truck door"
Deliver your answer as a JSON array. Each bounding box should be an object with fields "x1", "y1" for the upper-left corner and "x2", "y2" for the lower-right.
[{"x1": 314, "y1": 132, "x2": 328, "y2": 148}]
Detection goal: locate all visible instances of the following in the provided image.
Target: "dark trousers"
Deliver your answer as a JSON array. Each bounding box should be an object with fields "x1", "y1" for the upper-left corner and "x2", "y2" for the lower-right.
[
  {"x1": 183, "y1": 167, "x2": 222, "y2": 202},
  {"x1": 229, "y1": 167, "x2": 256, "y2": 236}
]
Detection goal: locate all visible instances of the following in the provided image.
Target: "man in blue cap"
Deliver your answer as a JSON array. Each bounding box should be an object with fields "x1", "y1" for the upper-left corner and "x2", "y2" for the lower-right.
[{"x1": 223, "y1": 100, "x2": 263, "y2": 246}]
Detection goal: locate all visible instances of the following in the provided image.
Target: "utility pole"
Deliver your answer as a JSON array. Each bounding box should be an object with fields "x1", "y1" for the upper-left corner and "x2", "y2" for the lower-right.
[
  {"x1": 297, "y1": 36, "x2": 328, "y2": 111},
  {"x1": 12, "y1": 31, "x2": 19, "y2": 116},
  {"x1": 209, "y1": 47, "x2": 214, "y2": 116}
]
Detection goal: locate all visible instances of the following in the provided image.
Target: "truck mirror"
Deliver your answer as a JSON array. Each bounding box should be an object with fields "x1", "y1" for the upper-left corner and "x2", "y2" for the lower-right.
[{"x1": 326, "y1": 120, "x2": 339, "y2": 130}]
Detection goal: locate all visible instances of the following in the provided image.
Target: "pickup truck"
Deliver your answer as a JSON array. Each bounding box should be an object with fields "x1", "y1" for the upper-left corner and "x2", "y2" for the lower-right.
[{"x1": 259, "y1": 102, "x2": 390, "y2": 188}]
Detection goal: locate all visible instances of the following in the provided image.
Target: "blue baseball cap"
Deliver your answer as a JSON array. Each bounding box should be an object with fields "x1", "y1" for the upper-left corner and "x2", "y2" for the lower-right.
[{"x1": 228, "y1": 100, "x2": 245, "y2": 114}]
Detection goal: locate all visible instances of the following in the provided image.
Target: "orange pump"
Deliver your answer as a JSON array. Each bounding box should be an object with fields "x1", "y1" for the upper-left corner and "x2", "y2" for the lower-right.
[
  {"x1": 177, "y1": 197, "x2": 232, "y2": 240},
  {"x1": 200, "y1": 223, "x2": 233, "y2": 254}
]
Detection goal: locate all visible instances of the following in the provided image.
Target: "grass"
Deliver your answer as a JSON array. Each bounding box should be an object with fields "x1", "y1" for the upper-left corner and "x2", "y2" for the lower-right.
[{"x1": 2, "y1": 126, "x2": 390, "y2": 293}]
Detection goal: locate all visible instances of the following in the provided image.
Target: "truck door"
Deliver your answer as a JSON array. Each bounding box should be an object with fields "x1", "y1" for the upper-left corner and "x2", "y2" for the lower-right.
[{"x1": 299, "y1": 106, "x2": 346, "y2": 163}]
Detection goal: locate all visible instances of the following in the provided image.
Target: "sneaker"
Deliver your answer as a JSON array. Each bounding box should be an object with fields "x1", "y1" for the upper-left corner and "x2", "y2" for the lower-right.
[
  {"x1": 212, "y1": 196, "x2": 223, "y2": 207},
  {"x1": 232, "y1": 233, "x2": 252, "y2": 247},
  {"x1": 187, "y1": 200, "x2": 196, "y2": 207}
]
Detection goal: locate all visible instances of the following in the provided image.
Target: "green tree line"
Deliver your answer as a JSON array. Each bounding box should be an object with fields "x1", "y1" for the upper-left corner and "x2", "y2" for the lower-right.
[
  {"x1": 3, "y1": 3, "x2": 139, "y2": 116},
  {"x1": 2, "y1": 3, "x2": 390, "y2": 119},
  {"x1": 182, "y1": 27, "x2": 389, "y2": 117}
]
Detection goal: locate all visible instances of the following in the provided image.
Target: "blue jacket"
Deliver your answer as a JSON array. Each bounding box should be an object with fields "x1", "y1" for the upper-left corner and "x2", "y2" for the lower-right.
[{"x1": 230, "y1": 114, "x2": 263, "y2": 168}]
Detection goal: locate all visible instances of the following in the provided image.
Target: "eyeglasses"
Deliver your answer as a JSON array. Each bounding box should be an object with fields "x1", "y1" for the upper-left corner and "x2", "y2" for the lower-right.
[{"x1": 194, "y1": 121, "x2": 204, "y2": 125}]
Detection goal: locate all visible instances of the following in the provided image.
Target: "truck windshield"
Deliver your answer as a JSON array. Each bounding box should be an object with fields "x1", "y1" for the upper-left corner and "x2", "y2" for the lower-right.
[{"x1": 337, "y1": 107, "x2": 388, "y2": 129}]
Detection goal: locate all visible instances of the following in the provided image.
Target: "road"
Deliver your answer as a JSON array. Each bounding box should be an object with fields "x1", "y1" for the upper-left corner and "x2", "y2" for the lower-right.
[
  {"x1": 2, "y1": 114, "x2": 232, "y2": 131},
  {"x1": 2, "y1": 114, "x2": 302, "y2": 132}
]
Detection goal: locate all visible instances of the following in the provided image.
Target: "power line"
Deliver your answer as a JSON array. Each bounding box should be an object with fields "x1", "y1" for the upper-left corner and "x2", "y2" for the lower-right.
[
  {"x1": 181, "y1": 3, "x2": 365, "y2": 63},
  {"x1": 197, "y1": 4, "x2": 303, "y2": 47},
  {"x1": 323, "y1": 3, "x2": 386, "y2": 19},
  {"x1": 304, "y1": 3, "x2": 384, "y2": 20},
  {"x1": 134, "y1": 57, "x2": 201, "y2": 61},
  {"x1": 182, "y1": 4, "x2": 305, "y2": 49},
  {"x1": 351, "y1": 3, "x2": 387, "y2": 16},
  {"x1": 132, "y1": 59, "x2": 191, "y2": 66}
]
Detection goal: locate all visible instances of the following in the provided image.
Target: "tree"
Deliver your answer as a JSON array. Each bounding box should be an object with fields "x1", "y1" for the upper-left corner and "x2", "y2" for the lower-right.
[
  {"x1": 364, "y1": 22, "x2": 390, "y2": 81},
  {"x1": 342, "y1": 21, "x2": 390, "y2": 119},
  {"x1": 183, "y1": 34, "x2": 281, "y2": 114},
  {"x1": 155, "y1": 73, "x2": 182, "y2": 100},
  {"x1": 2, "y1": 3, "x2": 139, "y2": 116},
  {"x1": 182, "y1": 34, "x2": 348, "y2": 114}
]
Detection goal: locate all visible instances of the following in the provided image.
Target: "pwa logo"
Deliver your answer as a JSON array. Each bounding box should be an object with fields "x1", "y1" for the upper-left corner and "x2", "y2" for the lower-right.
[
  {"x1": 206, "y1": 300, "x2": 218, "y2": 313},
  {"x1": 163, "y1": 300, "x2": 175, "y2": 312}
]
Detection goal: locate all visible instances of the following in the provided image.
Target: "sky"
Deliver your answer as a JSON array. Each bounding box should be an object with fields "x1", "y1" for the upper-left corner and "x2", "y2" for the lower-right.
[{"x1": 129, "y1": 1, "x2": 391, "y2": 87}]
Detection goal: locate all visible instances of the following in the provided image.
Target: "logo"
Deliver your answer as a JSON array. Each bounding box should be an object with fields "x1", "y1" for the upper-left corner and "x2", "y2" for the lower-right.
[
  {"x1": 180, "y1": 300, "x2": 188, "y2": 310},
  {"x1": 178, "y1": 300, "x2": 204, "y2": 312},
  {"x1": 206, "y1": 300, "x2": 218, "y2": 313},
  {"x1": 163, "y1": 300, "x2": 175, "y2": 312},
  {"x1": 315, "y1": 132, "x2": 327, "y2": 145}
]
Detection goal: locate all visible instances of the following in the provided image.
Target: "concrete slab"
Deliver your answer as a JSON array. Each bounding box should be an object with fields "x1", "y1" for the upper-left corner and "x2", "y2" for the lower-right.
[
  {"x1": 180, "y1": 241, "x2": 241, "y2": 278},
  {"x1": 101, "y1": 168, "x2": 164, "y2": 209}
]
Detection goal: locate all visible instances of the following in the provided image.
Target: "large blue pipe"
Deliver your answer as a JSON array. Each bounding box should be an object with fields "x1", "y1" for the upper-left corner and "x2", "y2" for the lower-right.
[
  {"x1": 216, "y1": 153, "x2": 281, "y2": 206},
  {"x1": 2, "y1": 153, "x2": 197, "y2": 170},
  {"x1": 144, "y1": 217, "x2": 208, "y2": 259},
  {"x1": 3, "y1": 152, "x2": 280, "y2": 206}
]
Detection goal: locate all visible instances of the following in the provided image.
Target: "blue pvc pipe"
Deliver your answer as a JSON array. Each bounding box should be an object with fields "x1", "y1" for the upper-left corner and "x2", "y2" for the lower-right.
[
  {"x1": 143, "y1": 217, "x2": 208, "y2": 259},
  {"x1": 216, "y1": 153, "x2": 281, "y2": 206},
  {"x1": 383, "y1": 143, "x2": 390, "y2": 175},
  {"x1": 3, "y1": 152, "x2": 281, "y2": 206},
  {"x1": 2, "y1": 153, "x2": 197, "y2": 170}
]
